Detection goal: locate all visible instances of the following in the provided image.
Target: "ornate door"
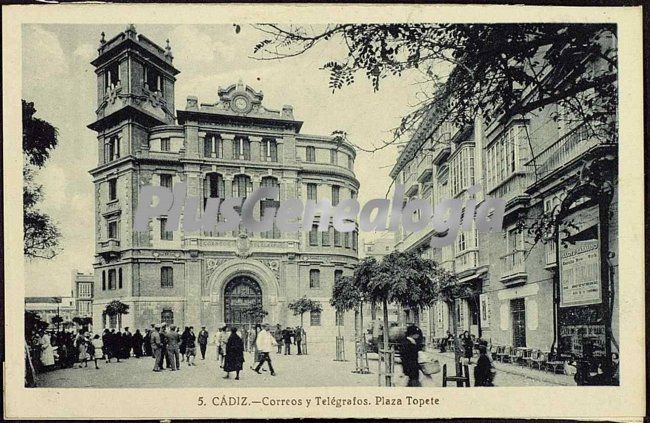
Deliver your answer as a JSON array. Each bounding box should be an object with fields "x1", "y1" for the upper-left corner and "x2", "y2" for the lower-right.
[{"x1": 224, "y1": 276, "x2": 263, "y2": 328}]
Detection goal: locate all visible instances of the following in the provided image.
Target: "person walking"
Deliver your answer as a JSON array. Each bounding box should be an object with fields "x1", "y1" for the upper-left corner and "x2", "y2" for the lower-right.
[
  {"x1": 101, "y1": 329, "x2": 112, "y2": 363},
  {"x1": 111, "y1": 329, "x2": 122, "y2": 363},
  {"x1": 294, "y1": 326, "x2": 303, "y2": 355},
  {"x1": 180, "y1": 327, "x2": 189, "y2": 362},
  {"x1": 75, "y1": 332, "x2": 89, "y2": 368},
  {"x1": 399, "y1": 325, "x2": 426, "y2": 387},
  {"x1": 161, "y1": 324, "x2": 171, "y2": 369},
  {"x1": 166, "y1": 325, "x2": 181, "y2": 370},
  {"x1": 223, "y1": 327, "x2": 245, "y2": 380},
  {"x1": 151, "y1": 324, "x2": 163, "y2": 372},
  {"x1": 218, "y1": 326, "x2": 230, "y2": 368},
  {"x1": 282, "y1": 327, "x2": 293, "y2": 355},
  {"x1": 253, "y1": 324, "x2": 276, "y2": 376},
  {"x1": 198, "y1": 326, "x2": 209, "y2": 360},
  {"x1": 185, "y1": 326, "x2": 197, "y2": 366},
  {"x1": 39, "y1": 333, "x2": 55, "y2": 369},
  {"x1": 242, "y1": 326, "x2": 250, "y2": 352},
  {"x1": 132, "y1": 329, "x2": 143, "y2": 358}
]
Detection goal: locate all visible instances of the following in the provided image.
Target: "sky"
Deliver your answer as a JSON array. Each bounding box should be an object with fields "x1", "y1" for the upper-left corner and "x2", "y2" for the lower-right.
[{"x1": 22, "y1": 24, "x2": 422, "y2": 296}]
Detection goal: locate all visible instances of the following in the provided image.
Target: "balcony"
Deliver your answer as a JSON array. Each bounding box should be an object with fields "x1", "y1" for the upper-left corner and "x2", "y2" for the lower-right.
[
  {"x1": 528, "y1": 123, "x2": 601, "y2": 182},
  {"x1": 455, "y1": 250, "x2": 479, "y2": 274},
  {"x1": 545, "y1": 242, "x2": 557, "y2": 267},
  {"x1": 416, "y1": 154, "x2": 433, "y2": 183},
  {"x1": 500, "y1": 250, "x2": 528, "y2": 286},
  {"x1": 99, "y1": 239, "x2": 121, "y2": 259}
]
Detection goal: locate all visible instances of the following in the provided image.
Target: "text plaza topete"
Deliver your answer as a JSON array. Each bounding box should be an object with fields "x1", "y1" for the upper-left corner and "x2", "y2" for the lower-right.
[{"x1": 135, "y1": 183, "x2": 506, "y2": 247}]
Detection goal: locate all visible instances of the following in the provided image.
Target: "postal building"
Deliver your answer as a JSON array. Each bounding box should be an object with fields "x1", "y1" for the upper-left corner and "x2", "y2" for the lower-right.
[{"x1": 88, "y1": 26, "x2": 359, "y2": 345}]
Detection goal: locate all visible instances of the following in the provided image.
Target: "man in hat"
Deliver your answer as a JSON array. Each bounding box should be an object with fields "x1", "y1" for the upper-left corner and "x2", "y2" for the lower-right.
[
  {"x1": 253, "y1": 323, "x2": 277, "y2": 376},
  {"x1": 151, "y1": 324, "x2": 163, "y2": 372},
  {"x1": 166, "y1": 325, "x2": 181, "y2": 370},
  {"x1": 198, "y1": 326, "x2": 209, "y2": 360}
]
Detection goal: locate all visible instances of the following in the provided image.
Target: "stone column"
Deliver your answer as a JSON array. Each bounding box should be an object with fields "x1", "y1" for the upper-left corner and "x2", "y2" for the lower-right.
[
  {"x1": 185, "y1": 257, "x2": 202, "y2": 326},
  {"x1": 250, "y1": 136, "x2": 262, "y2": 162},
  {"x1": 221, "y1": 133, "x2": 235, "y2": 160},
  {"x1": 276, "y1": 138, "x2": 284, "y2": 165}
]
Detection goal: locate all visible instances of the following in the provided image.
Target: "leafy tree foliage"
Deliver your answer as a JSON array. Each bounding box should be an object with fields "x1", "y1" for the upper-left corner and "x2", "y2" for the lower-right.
[
  {"x1": 104, "y1": 300, "x2": 130, "y2": 317},
  {"x1": 241, "y1": 303, "x2": 268, "y2": 324},
  {"x1": 23, "y1": 100, "x2": 61, "y2": 259},
  {"x1": 330, "y1": 275, "x2": 362, "y2": 313},
  {"x1": 288, "y1": 296, "x2": 322, "y2": 327}
]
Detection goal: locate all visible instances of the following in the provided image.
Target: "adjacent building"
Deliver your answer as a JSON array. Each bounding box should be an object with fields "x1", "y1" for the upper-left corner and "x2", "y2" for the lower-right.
[
  {"x1": 25, "y1": 297, "x2": 76, "y2": 327},
  {"x1": 390, "y1": 42, "x2": 618, "y2": 358},
  {"x1": 72, "y1": 270, "x2": 94, "y2": 319},
  {"x1": 88, "y1": 26, "x2": 359, "y2": 346}
]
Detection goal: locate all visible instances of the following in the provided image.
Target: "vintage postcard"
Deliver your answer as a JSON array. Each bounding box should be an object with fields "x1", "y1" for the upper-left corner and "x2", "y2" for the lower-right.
[{"x1": 2, "y1": 3, "x2": 645, "y2": 420}]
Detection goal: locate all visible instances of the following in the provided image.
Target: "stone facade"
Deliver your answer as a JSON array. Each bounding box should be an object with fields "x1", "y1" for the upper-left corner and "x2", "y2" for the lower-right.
[{"x1": 89, "y1": 26, "x2": 359, "y2": 346}]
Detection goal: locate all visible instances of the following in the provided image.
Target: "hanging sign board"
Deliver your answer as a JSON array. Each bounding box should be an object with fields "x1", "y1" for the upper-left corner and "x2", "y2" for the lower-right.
[{"x1": 558, "y1": 205, "x2": 602, "y2": 308}]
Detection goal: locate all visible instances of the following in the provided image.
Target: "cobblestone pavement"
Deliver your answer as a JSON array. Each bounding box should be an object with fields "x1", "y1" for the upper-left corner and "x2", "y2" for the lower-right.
[{"x1": 35, "y1": 344, "x2": 571, "y2": 388}]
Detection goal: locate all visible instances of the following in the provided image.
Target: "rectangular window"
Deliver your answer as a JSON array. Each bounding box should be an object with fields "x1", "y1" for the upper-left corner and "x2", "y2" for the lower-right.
[
  {"x1": 102, "y1": 271, "x2": 106, "y2": 291},
  {"x1": 161, "y1": 266, "x2": 173, "y2": 288},
  {"x1": 330, "y1": 149, "x2": 338, "y2": 165},
  {"x1": 159, "y1": 174, "x2": 173, "y2": 189},
  {"x1": 144, "y1": 66, "x2": 163, "y2": 93},
  {"x1": 352, "y1": 230, "x2": 358, "y2": 251},
  {"x1": 118, "y1": 268, "x2": 123, "y2": 289},
  {"x1": 344, "y1": 232, "x2": 351, "y2": 249},
  {"x1": 306, "y1": 146, "x2": 316, "y2": 162},
  {"x1": 108, "y1": 179, "x2": 117, "y2": 201},
  {"x1": 107, "y1": 220, "x2": 119, "y2": 240},
  {"x1": 348, "y1": 156, "x2": 353, "y2": 170},
  {"x1": 263, "y1": 139, "x2": 278, "y2": 162},
  {"x1": 334, "y1": 229, "x2": 342, "y2": 247},
  {"x1": 105, "y1": 136, "x2": 120, "y2": 162},
  {"x1": 108, "y1": 269, "x2": 117, "y2": 290},
  {"x1": 160, "y1": 218, "x2": 173, "y2": 240},
  {"x1": 105, "y1": 62, "x2": 120, "y2": 90},
  {"x1": 204, "y1": 135, "x2": 223, "y2": 158},
  {"x1": 307, "y1": 183, "x2": 317, "y2": 201},
  {"x1": 309, "y1": 224, "x2": 319, "y2": 246},
  {"x1": 335, "y1": 309, "x2": 344, "y2": 326},
  {"x1": 334, "y1": 269, "x2": 343, "y2": 283},
  {"x1": 309, "y1": 269, "x2": 320, "y2": 289},
  {"x1": 322, "y1": 227, "x2": 330, "y2": 246},
  {"x1": 310, "y1": 310, "x2": 321, "y2": 326},
  {"x1": 331, "y1": 185, "x2": 340, "y2": 206},
  {"x1": 234, "y1": 137, "x2": 250, "y2": 160},
  {"x1": 160, "y1": 138, "x2": 171, "y2": 152}
]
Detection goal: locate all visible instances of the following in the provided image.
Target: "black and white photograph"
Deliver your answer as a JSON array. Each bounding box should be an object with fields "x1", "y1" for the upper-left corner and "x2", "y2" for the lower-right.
[{"x1": 3, "y1": 3, "x2": 645, "y2": 421}]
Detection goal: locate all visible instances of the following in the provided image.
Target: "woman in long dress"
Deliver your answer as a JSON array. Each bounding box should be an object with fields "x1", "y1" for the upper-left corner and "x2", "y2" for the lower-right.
[
  {"x1": 40, "y1": 333, "x2": 55, "y2": 368},
  {"x1": 223, "y1": 327, "x2": 244, "y2": 380}
]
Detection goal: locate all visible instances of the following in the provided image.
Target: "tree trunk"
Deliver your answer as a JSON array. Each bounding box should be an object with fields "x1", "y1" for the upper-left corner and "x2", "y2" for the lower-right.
[
  {"x1": 447, "y1": 300, "x2": 463, "y2": 386},
  {"x1": 382, "y1": 298, "x2": 391, "y2": 386}
]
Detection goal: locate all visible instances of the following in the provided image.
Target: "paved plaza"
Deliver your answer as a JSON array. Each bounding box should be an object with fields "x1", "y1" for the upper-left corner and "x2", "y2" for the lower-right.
[{"x1": 35, "y1": 343, "x2": 573, "y2": 388}]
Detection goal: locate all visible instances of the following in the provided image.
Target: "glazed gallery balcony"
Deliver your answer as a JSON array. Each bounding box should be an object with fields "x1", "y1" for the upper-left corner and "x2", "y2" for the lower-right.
[{"x1": 500, "y1": 249, "x2": 528, "y2": 286}]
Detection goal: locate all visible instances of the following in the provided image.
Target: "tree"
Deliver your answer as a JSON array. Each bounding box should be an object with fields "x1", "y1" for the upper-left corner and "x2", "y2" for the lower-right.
[
  {"x1": 104, "y1": 300, "x2": 130, "y2": 330},
  {"x1": 241, "y1": 303, "x2": 268, "y2": 327},
  {"x1": 288, "y1": 296, "x2": 322, "y2": 354},
  {"x1": 330, "y1": 275, "x2": 362, "y2": 338},
  {"x1": 369, "y1": 250, "x2": 441, "y2": 386},
  {"x1": 23, "y1": 100, "x2": 61, "y2": 259}
]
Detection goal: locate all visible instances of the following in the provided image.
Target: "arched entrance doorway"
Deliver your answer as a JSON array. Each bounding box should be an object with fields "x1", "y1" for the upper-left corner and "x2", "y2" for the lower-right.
[{"x1": 224, "y1": 276, "x2": 263, "y2": 328}]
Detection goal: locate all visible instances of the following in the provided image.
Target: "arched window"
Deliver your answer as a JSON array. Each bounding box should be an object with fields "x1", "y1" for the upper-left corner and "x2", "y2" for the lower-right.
[
  {"x1": 232, "y1": 175, "x2": 252, "y2": 198},
  {"x1": 204, "y1": 173, "x2": 225, "y2": 199}
]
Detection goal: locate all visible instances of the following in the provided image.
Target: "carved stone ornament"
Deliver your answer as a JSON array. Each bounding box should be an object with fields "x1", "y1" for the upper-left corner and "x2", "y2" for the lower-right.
[{"x1": 236, "y1": 233, "x2": 251, "y2": 258}]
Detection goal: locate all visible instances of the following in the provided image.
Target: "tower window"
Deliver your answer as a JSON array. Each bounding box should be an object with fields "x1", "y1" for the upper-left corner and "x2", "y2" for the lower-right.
[
  {"x1": 330, "y1": 150, "x2": 337, "y2": 165},
  {"x1": 102, "y1": 271, "x2": 106, "y2": 291},
  {"x1": 160, "y1": 217, "x2": 173, "y2": 240},
  {"x1": 348, "y1": 156, "x2": 353, "y2": 170},
  {"x1": 262, "y1": 139, "x2": 278, "y2": 162},
  {"x1": 309, "y1": 224, "x2": 319, "y2": 246},
  {"x1": 161, "y1": 267, "x2": 174, "y2": 288},
  {"x1": 321, "y1": 227, "x2": 330, "y2": 246},
  {"x1": 307, "y1": 183, "x2": 317, "y2": 201},
  {"x1": 105, "y1": 62, "x2": 120, "y2": 91},
  {"x1": 108, "y1": 178, "x2": 117, "y2": 201},
  {"x1": 144, "y1": 65, "x2": 163, "y2": 94},
  {"x1": 334, "y1": 229, "x2": 342, "y2": 247},
  {"x1": 108, "y1": 269, "x2": 117, "y2": 290},
  {"x1": 105, "y1": 136, "x2": 120, "y2": 162},
  {"x1": 107, "y1": 219, "x2": 119, "y2": 240},
  {"x1": 118, "y1": 268, "x2": 123, "y2": 289},
  {"x1": 331, "y1": 185, "x2": 340, "y2": 206},
  {"x1": 160, "y1": 138, "x2": 171, "y2": 152},
  {"x1": 306, "y1": 146, "x2": 316, "y2": 162}
]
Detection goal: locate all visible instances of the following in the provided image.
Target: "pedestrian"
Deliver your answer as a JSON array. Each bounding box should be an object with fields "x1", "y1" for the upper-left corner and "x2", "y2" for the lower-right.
[
  {"x1": 399, "y1": 325, "x2": 425, "y2": 387},
  {"x1": 294, "y1": 326, "x2": 303, "y2": 355},
  {"x1": 161, "y1": 324, "x2": 171, "y2": 369},
  {"x1": 122, "y1": 327, "x2": 133, "y2": 359},
  {"x1": 111, "y1": 329, "x2": 121, "y2": 363},
  {"x1": 143, "y1": 329, "x2": 152, "y2": 357},
  {"x1": 132, "y1": 329, "x2": 143, "y2": 358},
  {"x1": 88, "y1": 334, "x2": 101, "y2": 369},
  {"x1": 198, "y1": 326, "x2": 209, "y2": 360},
  {"x1": 180, "y1": 326, "x2": 189, "y2": 361},
  {"x1": 462, "y1": 331, "x2": 473, "y2": 364},
  {"x1": 185, "y1": 326, "x2": 197, "y2": 366},
  {"x1": 75, "y1": 332, "x2": 89, "y2": 368},
  {"x1": 166, "y1": 325, "x2": 181, "y2": 370},
  {"x1": 474, "y1": 345, "x2": 495, "y2": 386},
  {"x1": 218, "y1": 326, "x2": 230, "y2": 368},
  {"x1": 253, "y1": 323, "x2": 276, "y2": 376},
  {"x1": 282, "y1": 327, "x2": 293, "y2": 355},
  {"x1": 242, "y1": 326, "x2": 250, "y2": 352},
  {"x1": 39, "y1": 332, "x2": 55, "y2": 369},
  {"x1": 223, "y1": 327, "x2": 245, "y2": 380},
  {"x1": 151, "y1": 324, "x2": 163, "y2": 372},
  {"x1": 274, "y1": 324, "x2": 283, "y2": 354}
]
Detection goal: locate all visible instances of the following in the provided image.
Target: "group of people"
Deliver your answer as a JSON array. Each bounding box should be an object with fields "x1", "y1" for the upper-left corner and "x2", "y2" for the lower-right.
[
  {"x1": 149, "y1": 324, "x2": 208, "y2": 371},
  {"x1": 272, "y1": 324, "x2": 305, "y2": 355},
  {"x1": 100, "y1": 327, "x2": 145, "y2": 362}
]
